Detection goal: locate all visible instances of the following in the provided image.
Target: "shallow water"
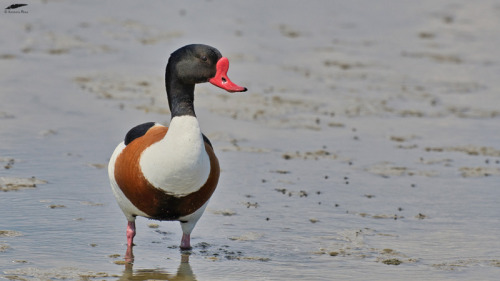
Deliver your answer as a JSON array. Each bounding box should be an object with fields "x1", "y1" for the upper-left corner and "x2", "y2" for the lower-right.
[{"x1": 1, "y1": 0, "x2": 500, "y2": 280}]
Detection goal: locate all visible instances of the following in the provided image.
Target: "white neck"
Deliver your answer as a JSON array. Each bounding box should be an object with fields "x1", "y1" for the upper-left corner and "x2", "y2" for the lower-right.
[{"x1": 139, "y1": 116, "x2": 210, "y2": 196}]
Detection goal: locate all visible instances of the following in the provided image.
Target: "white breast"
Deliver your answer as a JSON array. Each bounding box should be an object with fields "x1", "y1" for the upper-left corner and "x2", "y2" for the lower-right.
[{"x1": 139, "y1": 116, "x2": 210, "y2": 197}]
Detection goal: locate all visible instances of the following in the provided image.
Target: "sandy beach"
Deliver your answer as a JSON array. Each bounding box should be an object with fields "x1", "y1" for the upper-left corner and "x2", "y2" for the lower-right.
[{"x1": 1, "y1": 1, "x2": 499, "y2": 280}]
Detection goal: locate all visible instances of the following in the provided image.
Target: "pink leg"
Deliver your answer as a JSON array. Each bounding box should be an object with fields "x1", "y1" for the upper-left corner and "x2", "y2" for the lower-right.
[
  {"x1": 125, "y1": 244, "x2": 134, "y2": 262},
  {"x1": 126, "y1": 221, "x2": 136, "y2": 247},
  {"x1": 180, "y1": 233, "x2": 191, "y2": 250}
]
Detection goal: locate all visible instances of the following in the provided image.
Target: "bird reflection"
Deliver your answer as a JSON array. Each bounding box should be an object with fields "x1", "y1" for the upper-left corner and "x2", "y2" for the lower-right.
[{"x1": 118, "y1": 246, "x2": 197, "y2": 281}]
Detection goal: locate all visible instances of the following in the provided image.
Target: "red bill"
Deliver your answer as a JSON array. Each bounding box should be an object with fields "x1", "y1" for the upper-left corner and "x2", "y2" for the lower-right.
[{"x1": 209, "y1": 57, "x2": 247, "y2": 92}]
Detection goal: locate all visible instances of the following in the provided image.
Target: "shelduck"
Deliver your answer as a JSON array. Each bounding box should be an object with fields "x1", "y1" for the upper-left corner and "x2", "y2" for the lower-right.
[{"x1": 108, "y1": 44, "x2": 247, "y2": 250}]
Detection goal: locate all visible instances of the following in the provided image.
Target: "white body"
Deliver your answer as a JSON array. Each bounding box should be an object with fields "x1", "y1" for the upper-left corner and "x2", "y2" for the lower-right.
[
  {"x1": 109, "y1": 141, "x2": 148, "y2": 221},
  {"x1": 140, "y1": 116, "x2": 210, "y2": 197},
  {"x1": 108, "y1": 116, "x2": 211, "y2": 229}
]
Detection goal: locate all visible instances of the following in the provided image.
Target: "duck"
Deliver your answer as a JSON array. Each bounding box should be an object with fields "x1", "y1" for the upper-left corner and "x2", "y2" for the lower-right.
[{"x1": 108, "y1": 44, "x2": 247, "y2": 251}]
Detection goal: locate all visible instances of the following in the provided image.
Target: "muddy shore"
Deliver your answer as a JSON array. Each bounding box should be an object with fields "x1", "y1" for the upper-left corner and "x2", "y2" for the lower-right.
[{"x1": 1, "y1": 1, "x2": 499, "y2": 280}]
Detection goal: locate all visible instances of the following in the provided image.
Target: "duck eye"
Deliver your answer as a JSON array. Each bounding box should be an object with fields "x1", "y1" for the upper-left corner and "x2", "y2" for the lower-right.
[{"x1": 201, "y1": 56, "x2": 208, "y2": 62}]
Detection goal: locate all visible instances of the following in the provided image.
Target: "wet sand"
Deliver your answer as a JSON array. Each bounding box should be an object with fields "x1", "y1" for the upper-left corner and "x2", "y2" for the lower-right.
[{"x1": 1, "y1": 1, "x2": 499, "y2": 280}]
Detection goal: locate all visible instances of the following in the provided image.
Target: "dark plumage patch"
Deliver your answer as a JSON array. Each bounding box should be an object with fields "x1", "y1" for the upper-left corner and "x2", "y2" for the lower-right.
[
  {"x1": 202, "y1": 133, "x2": 213, "y2": 149},
  {"x1": 124, "y1": 122, "x2": 156, "y2": 145}
]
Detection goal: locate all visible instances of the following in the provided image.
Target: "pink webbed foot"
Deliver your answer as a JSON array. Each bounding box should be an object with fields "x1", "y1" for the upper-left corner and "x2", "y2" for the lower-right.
[
  {"x1": 180, "y1": 233, "x2": 191, "y2": 250},
  {"x1": 126, "y1": 221, "x2": 136, "y2": 247}
]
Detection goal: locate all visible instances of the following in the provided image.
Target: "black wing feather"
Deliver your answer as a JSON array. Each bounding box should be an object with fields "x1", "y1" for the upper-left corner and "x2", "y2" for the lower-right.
[
  {"x1": 202, "y1": 133, "x2": 213, "y2": 149},
  {"x1": 124, "y1": 122, "x2": 156, "y2": 145}
]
